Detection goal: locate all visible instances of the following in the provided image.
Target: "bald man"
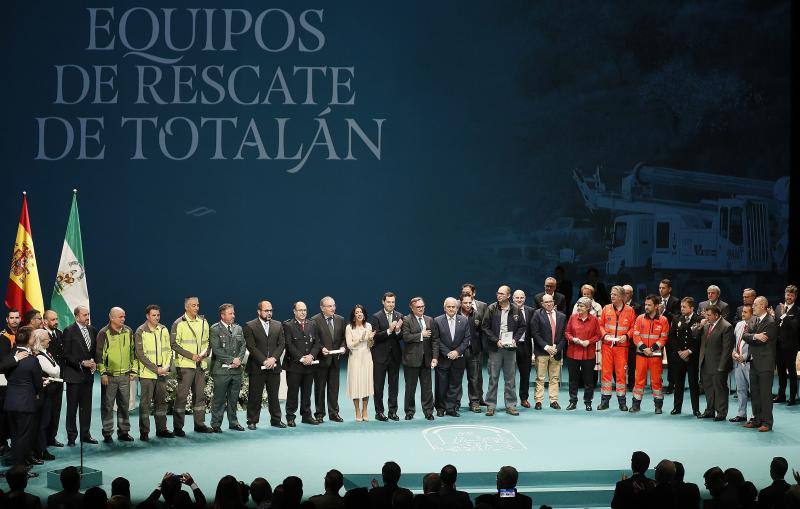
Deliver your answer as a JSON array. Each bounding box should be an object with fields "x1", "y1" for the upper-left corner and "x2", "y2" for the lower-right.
[
  {"x1": 433, "y1": 298, "x2": 471, "y2": 416},
  {"x1": 96, "y1": 307, "x2": 136, "y2": 442},
  {"x1": 62, "y1": 306, "x2": 98, "y2": 445}
]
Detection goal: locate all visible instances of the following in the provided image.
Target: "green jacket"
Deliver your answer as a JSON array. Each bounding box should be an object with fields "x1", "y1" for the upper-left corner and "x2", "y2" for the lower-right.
[
  {"x1": 209, "y1": 321, "x2": 246, "y2": 375},
  {"x1": 96, "y1": 325, "x2": 135, "y2": 376}
]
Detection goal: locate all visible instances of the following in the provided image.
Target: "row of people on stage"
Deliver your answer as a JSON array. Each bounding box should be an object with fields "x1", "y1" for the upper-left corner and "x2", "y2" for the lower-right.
[{"x1": 0, "y1": 280, "x2": 797, "y2": 474}]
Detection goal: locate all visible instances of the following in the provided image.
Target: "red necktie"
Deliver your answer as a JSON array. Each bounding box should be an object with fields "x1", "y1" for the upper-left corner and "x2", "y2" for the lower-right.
[
  {"x1": 300, "y1": 321, "x2": 305, "y2": 332},
  {"x1": 548, "y1": 312, "x2": 556, "y2": 344}
]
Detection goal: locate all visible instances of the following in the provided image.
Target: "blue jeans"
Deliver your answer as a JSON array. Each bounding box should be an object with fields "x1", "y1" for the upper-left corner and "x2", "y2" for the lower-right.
[{"x1": 733, "y1": 362, "x2": 750, "y2": 418}]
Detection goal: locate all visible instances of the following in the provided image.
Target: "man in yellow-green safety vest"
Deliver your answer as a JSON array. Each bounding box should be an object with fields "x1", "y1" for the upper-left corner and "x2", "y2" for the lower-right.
[
  {"x1": 95, "y1": 307, "x2": 136, "y2": 443},
  {"x1": 135, "y1": 304, "x2": 174, "y2": 441},
  {"x1": 170, "y1": 296, "x2": 212, "y2": 435}
]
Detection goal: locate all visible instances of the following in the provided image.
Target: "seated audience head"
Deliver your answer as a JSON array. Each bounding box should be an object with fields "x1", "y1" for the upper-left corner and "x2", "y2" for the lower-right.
[
  {"x1": 422, "y1": 473, "x2": 441, "y2": 494},
  {"x1": 440, "y1": 464, "x2": 458, "y2": 487},
  {"x1": 325, "y1": 469, "x2": 344, "y2": 493},
  {"x1": 112, "y1": 476, "x2": 131, "y2": 499},
  {"x1": 673, "y1": 461, "x2": 686, "y2": 482},
  {"x1": 6, "y1": 465, "x2": 29, "y2": 492},
  {"x1": 250, "y1": 477, "x2": 272, "y2": 505},
  {"x1": 213, "y1": 475, "x2": 242, "y2": 509},
  {"x1": 60, "y1": 465, "x2": 81, "y2": 493},
  {"x1": 631, "y1": 451, "x2": 650, "y2": 475},
  {"x1": 703, "y1": 467, "x2": 726, "y2": 495},
  {"x1": 724, "y1": 468, "x2": 745, "y2": 487},
  {"x1": 85, "y1": 486, "x2": 109, "y2": 509},
  {"x1": 496, "y1": 466, "x2": 519, "y2": 490},
  {"x1": 655, "y1": 460, "x2": 676, "y2": 484},
  {"x1": 161, "y1": 473, "x2": 182, "y2": 502},
  {"x1": 770, "y1": 457, "x2": 788, "y2": 480},
  {"x1": 382, "y1": 461, "x2": 401, "y2": 486},
  {"x1": 282, "y1": 476, "x2": 304, "y2": 505}
]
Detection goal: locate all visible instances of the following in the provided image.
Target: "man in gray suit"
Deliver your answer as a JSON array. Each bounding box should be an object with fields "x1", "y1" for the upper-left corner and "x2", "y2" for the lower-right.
[
  {"x1": 433, "y1": 297, "x2": 471, "y2": 417},
  {"x1": 209, "y1": 303, "x2": 246, "y2": 432},
  {"x1": 742, "y1": 296, "x2": 779, "y2": 431},
  {"x1": 401, "y1": 297, "x2": 439, "y2": 420},
  {"x1": 698, "y1": 285, "x2": 730, "y2": 321},
  {"x1": 243, "y1": 300, "x2": 286, "y2": 429},
  {"x1": 695, "y1": 305, "x2": 734, "y2": 420},
  {"x1": 311, "y1": 297, "x2": 346, "y2": 423}
]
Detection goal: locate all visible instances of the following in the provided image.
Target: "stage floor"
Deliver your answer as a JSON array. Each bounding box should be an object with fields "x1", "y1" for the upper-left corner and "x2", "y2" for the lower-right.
[{"x1": 2, "y1": 368, "x2": 798, "y2": 507}]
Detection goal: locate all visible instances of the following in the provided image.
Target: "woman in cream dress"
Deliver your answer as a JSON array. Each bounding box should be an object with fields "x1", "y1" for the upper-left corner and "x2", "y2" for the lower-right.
[{"x1": 346, "y1": 304, "x2": 375, "y2": 422}]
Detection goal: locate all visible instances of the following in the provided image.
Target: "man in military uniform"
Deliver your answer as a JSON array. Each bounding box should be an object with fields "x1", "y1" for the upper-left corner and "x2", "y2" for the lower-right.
[
  {"x1": 134, "y1": 305, "x2": 174, "y2": 441},
  {"x1": 209, "y1": 303, "x2": 246, "y2": 432},
  {"x1": 95, "y1": 307, "x2": 136, "y2": 443},
  {"x1": 283, "y1": 302, "x2": 320, "y2": 427},
  {"x1": 667, "y1": 297, "x2": 702, "y2": 416},
  {"x1": 170, "y1": 297, "x2": 212, "y2": 435}
]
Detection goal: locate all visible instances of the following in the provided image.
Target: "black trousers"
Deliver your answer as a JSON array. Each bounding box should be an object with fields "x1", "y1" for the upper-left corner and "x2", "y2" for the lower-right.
[
  {"x1": 701, "y1": 370, "x2": 729, "y2": 417},
  {"x1": 47, "y1": 382, "x2": 64, "y2": 444},
  {"x1": 0, "y1": 387, "x2": 8, "y2": 445},
  {"x1": 66, "y1": 378, "x2": 93, "y2": 442},
  {"x1": 285, "y1": 371, "x2": 313, "y2": 421},
  {"x1": 626, "y1": 346, "x2": 637, "y2": 390},
  {"x1": 666, "y1": 350, "x2": 680, "y2": 389},
  {"x1": 566, "y1": 357, "x2": 595, "y2": 403},
  {"x1": 465, "y1": 351, "x2": 484, "y2": 407},
  {"x1": 9, "y1": 411, "x2": 36, "y2": 466},
  {"x1": 403, "y1": 365, "x2": 433, "y2": 416},
  {"x1": 313, "y1": 361, "x2": 341, "y2": 419},
  {"x1": 246, "y1": 371, "x2": 282, "y2": 424},
  {"x1": 516, "y1": 342, "x2": 533, "y2": 402},
  {"x1": 37, "y1": 391, "x2": 55, "y2": 455},
  {"x1": 435, "y1": 358, "x2": 465, "y2": 412},
  {"x1": 776, "y1": 348, "x2": 798, "y2": 402},
  {"x1": 373, "y1": 359, "x2": 400, "y2": 415},
  {"x1": 671, "y1": 354, "x2": 700, "y2": 413},
  {"x1": 750, "y1": 368, "x2": 775, "y2": 426}
]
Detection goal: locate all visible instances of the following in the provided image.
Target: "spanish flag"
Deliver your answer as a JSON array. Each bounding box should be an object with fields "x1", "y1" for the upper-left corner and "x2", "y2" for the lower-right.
[{"x1": 5, "y1": 192, "x2": 44, "y2": 314}]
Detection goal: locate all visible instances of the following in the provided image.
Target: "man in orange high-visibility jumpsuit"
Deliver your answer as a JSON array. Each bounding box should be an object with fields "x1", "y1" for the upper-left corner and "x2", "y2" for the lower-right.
[
  {"x1": 631, "y1": 294, "x2": 670, "y2": 414},
  {"x1": 598, "y1": 286, "x2": 636, "y2": 411}
]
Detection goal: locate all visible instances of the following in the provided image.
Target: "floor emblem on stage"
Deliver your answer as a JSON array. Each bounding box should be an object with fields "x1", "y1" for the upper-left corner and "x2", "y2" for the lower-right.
[{"x1": 422, "y1": 425, "x2": 526, "y2": 452}]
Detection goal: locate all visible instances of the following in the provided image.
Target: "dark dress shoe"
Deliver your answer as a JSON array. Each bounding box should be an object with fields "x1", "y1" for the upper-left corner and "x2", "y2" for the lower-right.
[
  {"x1": 103, "y1": 435, "x2": 113, "y2": 444},
  {"x1": 404, "y1": 414, "x2": 414, "y2": 420},
  {"x1": 534, "y1": 402, "x2": 542, "y2": 410},
  {"x1": 27, "y1": 471, "x2": 39, "y2": 478},
  {"x1": 550, "y1": 402, "x2": 561, "y2": 410},
  {"x1": 48, "y1": 440, "x2": 64, "y2": 448},
  {"x1": 566, "y1": 402, "x2": 577, "y2": 411},
  {"x1": 485, "y1": 408, "x2": 495, "y2": 416},
  {"x1": 271, "y1": 421, "x2": 287, "y2": 429},
  {"x1": 301, "y1": 417, "x2": 319, "y2": 425},
  {"x1": 140, "y1": 434, "x2": 149, "y2": 441},
  {"x1": 173, "y1": 429, "x2": 186, "y2": 437},
  {"x1": 729, "y1": 416, "x2": 747, "y2": 423},
  {"x1": 211, "y1": 426, "x2": 223, "y2": 433},
  {"x1": 376, "y1": 413, "x2": 388, "y2": 422},
  {"x1": 585, "y1": 403, "x2": 593, "y2": 411},
  {"x1": 156, "y1": 430, "x2": 176, "y2": 438},
  {"x1": 81, "y1": 437, "x2": 99, "y2": 444},
  {"x1": 693, "y1": 410, "x2": 701, "y2": 417},
  {"x1": 446, "y1": 410, "x2": 460, "y2": 417},
  {"x1": 230, "y1": 424, "x2": 245, "y2": 431},
  {"x1": 247, "y1": 424, "x2": 257, "y2": 430},
  {"x1": 388, "y1": 412, "x2": 399, "y2": 421},
  {"x1": 506, "y1": 407, "x2": 519, "y2": 416},
  {"x1": 118, "y1": 434, "x2": 134, "y2": 442},
  {"x1": 27, "y1": 456, "x2": 44, "y2": 466},
  {"x1": 664, "y1": 386, "x2": 674, "y2": 395},
  {"x1": 314, "y1": 416, "x2": 324, "y2": 424},
  {"x1": 521, "y1": 400, "x2": 531, "y2": 408},
  {"x1": 287, "y1": 419, "x2": 296, "y2": 427},
  {"x1": 670, "y1": 409, "x2": 681, "y2": 415},
  {"x1": 329, "y1": 414, "x2": 344, "y2": 422},
  {"x1": 787, "y1": 400, "x2": 797, "y2": 406},
  {"x1": 41, "y1": 451, "x2": 56, "y2": 461},
  {"x1": 194, "y1": 425, "x2": 213, "y2": 434},
  {"x1": 758, "y1": 424, "x2": 772, "y2": 432},
  {"x1": 699, "y1": 412, "x2": 715, "y2": 419},
  {"x1": 773, "y1": 396, "x2": 786, "y2": 403},
  {"x1": 67, "y1": 441, "x2": 76, "y2": 447},
  {"x1": 436, "y1": 409, "x2": 446, "y2": 417},
  {"x1": 424, "y1": 413, "x2": 434, "y2": 420}
]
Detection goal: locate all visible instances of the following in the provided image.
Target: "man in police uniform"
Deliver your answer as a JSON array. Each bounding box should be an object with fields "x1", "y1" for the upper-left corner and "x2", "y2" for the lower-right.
[
  {"x1": 209, "y1": 303, "x2": 246, "y2": 432},
  {"x1": 96, "y1": 307, "x2": 136, "y2": 443},
  {"x1": 135, "y1": 305, "x2": 174, "y2": 440},
  {"x1": 170, "y1": 297, "x2": 212, "y2": 435},
  {"x1": 283, "y1": 302, "x2": 320, "y2": 427}
]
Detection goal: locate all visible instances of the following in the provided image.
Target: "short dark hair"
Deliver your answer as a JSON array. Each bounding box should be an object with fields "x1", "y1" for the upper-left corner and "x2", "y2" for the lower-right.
[
  {"x1": 282, "y1": 476, "x2": 303, "y2": 505},
  {"x1": 440, "y1": 464, "x2": 457, "y2": 486},
  {"x1": 382, "y1": 461, "x2": 401, "y2": 485},
  {"x1": 382, "y1": 292, "x2": 396, "y2": 302},
  {"x1": 145, "y1": 304, "x2": 160, "y2": 315},
  {"x1": 631, "y1": 451, "x2": 650, "y2": 474},
  {"x1": 6, "y1": 307, "x2": 19, "y2": 318},
  {"x1": 461, "y1": 283, "x2": 476, "y2": 293},
  {"x1": 706, "y1": 304, "x2": 721, "y2": 317},
  {"x1": 460, "y1": 292, "x2": 473, "y2": 302},
  {"x1": 681, "y1": 297, "x2": 695, "y2": 308},
  {"x1": 85, "y1": 486, "x2": 108, "y2": 508},
  {"x1": 15, "y1": 325, "x2": 34, "y2": 347},
  {"x1": 22, "y1": 309, "x2": 40, "y2": 324},
  {"x1": 660, "y1": 279, "x2": 672, "y2": 288},
  {"x1": 325, "y1": 469, "x2": 344, "y2": 492},
  {"x1": 112, "y1": 476, "x2": 131, "y2": 498},
  {"x1": 770, "y1": 457, "x2": 789, "y2": 480},
  {"x1": 497, "y1": 466, "x2": 518, "y2": 489},
  {"x1": 61, "y1": 465, "x2": 81, "y2": 492},
  {"x1": 349, "y1": 305, "x2": 368, "y2": 328},
  {"x1": 422, "y1": 473, "x2": 441, "y2": 494},
  {"x1": 645, "y1": 294, "x2": 661, "y2": 307},
  {"x1": 674, "y1": 461, "x2": 685, "y2": 482},
  {"x1": 250, "y1": 477, "x2": 272, "y2": 503},
  {"x1": 6, "y1": 464, "x2": 29, "y2": 491},
  {"x1": 786, "y1": 285, "x2": 798, "y2": 295}
]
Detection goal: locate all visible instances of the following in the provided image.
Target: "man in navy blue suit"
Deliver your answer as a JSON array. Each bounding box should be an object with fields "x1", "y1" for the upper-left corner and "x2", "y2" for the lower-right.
[
  {"x1": 433, "y1": 298, "x2": 471, "y2": 417},
  {"x1": 3, "y1": 326, "x2": 43, "y2": 471}
]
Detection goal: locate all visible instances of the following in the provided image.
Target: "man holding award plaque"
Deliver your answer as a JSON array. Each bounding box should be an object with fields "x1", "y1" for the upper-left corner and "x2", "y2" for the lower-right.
[{"x1": 481, "y1": 286, "x2": 526, "y2": 416}]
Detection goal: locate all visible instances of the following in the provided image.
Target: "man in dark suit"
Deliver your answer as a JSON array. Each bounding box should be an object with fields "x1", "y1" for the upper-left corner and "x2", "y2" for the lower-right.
[
  {"x1": 742, "y1": 296, "x2": 779, "y2": 431},
  {"x1": 282, "y1": 302, "x2": 320, "y2": 427},
  {"x1": 433, "y1": 298, "x2": 470, "y2": 417},
  {"x1": 369, "y1": 461, "x2": 403, "y2": 509},
  {"x1": 46, "y1": 465, "x2": 84, "y2": 509},
  {"x1": 482, "y1": 286, "x2": 526, "y2": 416},
  {"x1": 530, "y1": 294, "x2": 567, "y2": 410},
  {"x1": 308, "y1": 469, "x2": 345, "y2": 509},
  {"x1": 438, "y1": 464, "x2": 473, "y2": 509},
  {"x1": 658, "y1": 279, "x2": 681, "y2": 394},
  {"x1": 401, "y1": 297, "x2": 438, "y2": 420},
  {"x1": 698, "y1": 285, "x2": 730, "y2": 321},
  {"x1": 243, "y1": 300, "x2": 286, "y2": 429},
  {"x1": 474, "y1": 465, "x2": 533, "y2": 509},
  {"x1": 757, "y1": 457, "x2": 791, "y2": 509},
  {"x1": 696, "y1": 305, "x2": 734, "y2": 420},
  {"x1": 310, "y1": 296, "x2": 346, "y2": 423},
  {"x1": 773, "y1": 285, "x2": 798, "y2": 405},
  {"x1": 4, "y1": 326, "x2": 43, "y2": 470},
  {"x1": 460, "y1": 293, "x2": 485, "y2": 413},
  {"x1": 533, "y1": 277, "x2": 567, "y2": 312},
  {"x1": 668, "y1": 297, "x2": 702, "y2": 416},
  {"x1": 41, "y1": 310, "x2": 65, "y2": 447},
  {"x1": 671, "y1": 462, "x2": 700, "y2": 509},
  {"x1": 734, "y1": 288, "x2": 757, "y2": 323},
  {"x1": 61, "y1": 306, "x2": 98, "y2": 445},
  {"x1": 610, "y1": 451, "x2": 655, "y2": 509},
  {"x1": 369, "y1": 292, "x2": 404, "y2": 422},
  {"x1": 3, "y1": 464, "x2": 42, "y2": 508},
  {"x1": 512, "y1": 290, "x2": 535, "y2": 408}
]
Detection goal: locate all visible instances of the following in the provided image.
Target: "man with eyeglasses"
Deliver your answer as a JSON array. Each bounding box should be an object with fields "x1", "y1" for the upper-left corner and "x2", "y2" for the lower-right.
[
  {"x1": 401, "y1": 297, "x2": 438, "y2": 420},
  {"x1": 310, "y1": 296, "x2": 346, "y2": 423},
  {"x1": 243, "y1": 300, "x2": 286, "y2": 429},
  {"x1": 534, "y1": 277, "x2": 567, "y2": 313},
  {"x1": 481, "y1": 286, "x2": 526, "y2": 416}
]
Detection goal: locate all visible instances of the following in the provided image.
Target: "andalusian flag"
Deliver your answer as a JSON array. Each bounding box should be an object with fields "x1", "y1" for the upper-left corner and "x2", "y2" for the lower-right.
[
  {"x1": 51, "y1": 190, "x2": 89, "y2": 328},
  {"x1": 5, "y1": 192, "x2": 45, "y2": 314}
]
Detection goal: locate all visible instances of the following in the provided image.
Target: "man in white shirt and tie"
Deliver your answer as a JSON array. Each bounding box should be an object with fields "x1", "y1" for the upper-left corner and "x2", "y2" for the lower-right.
[
  {"x1": 730, "y1": 304, "x2": 753, "y2": 423},
  {"x1": 512, "y1": 290, "x2": 535, "y2": 408}
]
